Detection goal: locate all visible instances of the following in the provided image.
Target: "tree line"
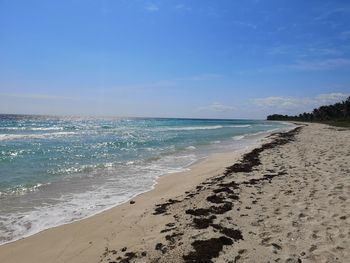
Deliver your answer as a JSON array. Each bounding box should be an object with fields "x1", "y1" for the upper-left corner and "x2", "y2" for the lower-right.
[{"x1": 267, "y1": 96, "x2": 350, "y2": 122}]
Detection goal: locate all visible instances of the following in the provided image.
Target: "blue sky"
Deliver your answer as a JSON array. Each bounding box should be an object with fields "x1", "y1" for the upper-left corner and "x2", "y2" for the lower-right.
[{"x1": 0, "y1": 0, "x2": 349, "y2": 119}]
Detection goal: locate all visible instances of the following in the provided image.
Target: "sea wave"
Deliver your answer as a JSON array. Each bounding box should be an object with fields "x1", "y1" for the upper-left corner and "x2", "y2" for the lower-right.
[
  {"x1": 161, "y1": 124, "x2": 251, "y2": 131},
  {"x1": 257, "y1": 124, "x2": 273, "y2": 127},
  {"x1": 250, "y1": 128, "x2": 280, "y2": 137},
  {"x1": 0, "y1": 149, "x2": 25, "y2": 158},
  {"x1": 48, "y1": 162, "x2": 115, "y2": 176},
  {"x1": 0, "y1": 155, "x2": 194, "y2": 245},
  {"x1": 1, "y1": 126, "x2": 64, "y2": 131},
  {"x1": 186, "y1": 146, "x2": 196, "y2": 150},
  {"x1": 0, "y1": 132, "x2": 76, "y2": 141},
  {"x1": 231, "y1": 125, "x2": 252, "y2": 128},
  {"x1": 0, "y1": 183, "x2": 47, "y2": 198}
]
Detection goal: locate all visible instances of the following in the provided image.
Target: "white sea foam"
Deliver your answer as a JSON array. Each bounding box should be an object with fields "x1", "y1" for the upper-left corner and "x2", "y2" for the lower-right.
[
  {"x1": 161, "y1": 124, "x2": 251, "y2": 131},
  {"x1": 0, "y1": 183, "x2": 46, "y2": 197},
  {"x1": 257, "y1": 124, "x2": 273, "y2": 127},
  {"x1": 7, "y1": 150, "x2": 25, "y2": 157},
  {"x1": 231, "y1": 125, "x2": 251, "y2": 128},
  {"x1": 186, "y1": 146, "x2": 196, "y2": 150},
  {"x1": 248, "y1": 128, "x2": 280, "y2": 137},
  {"x1": 165, "y1": 125, "x2": 224, "y2": 131},
  {"x1": 0, "y1": 187, "x2": 134, "y2": 245},
  {"x1": 1, "y1": 126, "x2": 64, "y2": 131},
  {"x1": 51, "y1": 162, "x2": 116, "y2": 175},
  {"x1": 31, "y1": 127, "x2": 65, "y2": 131},
  {"x1": 0, "y1": 156, "x2": 194, "y2": 245},
  {"x1": 0, "y1": 132, "x2": 76, "y2": 141},
  {"x1": 233, "y1": 135, "x2": 245, "y2": 140}
]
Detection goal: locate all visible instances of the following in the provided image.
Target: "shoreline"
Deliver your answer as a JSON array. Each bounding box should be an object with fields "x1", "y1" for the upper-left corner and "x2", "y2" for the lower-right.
[
  {"x1": 0, "y1": 125, "x2": 290, "y2": 247},
  {"x1": 0, "y1": 125, "x2": 286, "y2": 262},
  {"x1": 1, "y1": 122, "x2": 348, "y2": 262}
]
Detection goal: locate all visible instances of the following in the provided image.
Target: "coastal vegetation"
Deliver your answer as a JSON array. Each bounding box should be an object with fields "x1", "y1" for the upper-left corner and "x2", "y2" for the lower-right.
[{"x1": 267, "y1": 96, "x2": 350, "y2": 127}]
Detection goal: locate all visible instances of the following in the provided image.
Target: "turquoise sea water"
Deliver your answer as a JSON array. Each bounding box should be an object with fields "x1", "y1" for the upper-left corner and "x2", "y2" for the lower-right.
[{"x1": 0, "y1": 115, "x2": 290, "y2": 244}]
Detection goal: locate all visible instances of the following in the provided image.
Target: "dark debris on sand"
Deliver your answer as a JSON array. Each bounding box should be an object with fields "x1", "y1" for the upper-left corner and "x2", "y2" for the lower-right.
[
  {"x1": 100, "y1": 127, "x2": 301, "y2": 263},
  {"x1": 183, "y1": 236, "x2": 233, "y2": 263},
  {"x1": 180, "y1": 127, "x2": 301, "y2": 262},
  {"x1": 153, "y1": 199, "x2": 181, "y2": 215},
  {"x1": 223, "y1": 127, "x2": 301, "y2": 176}
]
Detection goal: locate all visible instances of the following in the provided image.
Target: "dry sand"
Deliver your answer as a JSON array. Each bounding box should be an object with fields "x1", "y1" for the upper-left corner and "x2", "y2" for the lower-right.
[{"x1": 0, "y1": 123, "x2": 349, "y2": 263}]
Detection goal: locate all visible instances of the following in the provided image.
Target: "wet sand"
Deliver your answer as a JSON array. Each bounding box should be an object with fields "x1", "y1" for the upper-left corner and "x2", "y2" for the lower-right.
[{"x1": 0, "y1": 123, "x2": 349, "y2": 263}]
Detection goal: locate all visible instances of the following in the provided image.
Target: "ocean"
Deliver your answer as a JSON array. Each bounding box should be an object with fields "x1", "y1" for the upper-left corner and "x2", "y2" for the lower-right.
[{"x1": 0, "y1": 115, "x2": 291, "y2": 244}]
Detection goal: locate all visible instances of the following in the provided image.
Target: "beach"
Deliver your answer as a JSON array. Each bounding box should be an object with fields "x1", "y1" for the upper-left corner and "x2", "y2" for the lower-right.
[
  {"x1": 0, "y1": 117, "x2": 287, "y2": 244},
  {"x1": 0, "y1": 122, "x2": 349, "y2": 262}
]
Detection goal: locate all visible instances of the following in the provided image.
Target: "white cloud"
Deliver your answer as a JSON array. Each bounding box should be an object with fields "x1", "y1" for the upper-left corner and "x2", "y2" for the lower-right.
[
  {"x1": 267, "y1": 45, "x2": 294, "y2": 56},
  {"x1": 314, "y1": 8, "x2": 348, "y2": 21},
  {"x1": 253, "y1": 96, "x2": 311, "y2": 110},
  {"x1": 145, "y1": 4, "x2": 159, "y2": 12},
  {"x1": 108, "y1": 80, "x2": 176, "y2": 92},
  {"x1": 340, "y1": 31, "x2": 350, "y2": 40},
  {"x1": 191, "y1": 74, "x2": 222, "y2": 81},
  {"x1": 289, "y1": 58, "x2": 350, "y2": 71},
  {"x1": 305, "y1": 48, "x2": 342, "y2": 57},
  {"x1": 315, "y1": 93, "x2": 350, "y2": 104},
  {"x1": 0, "y1": 93, "x2": 76, "y2": 100},
  {"x1": 198, "y1": 102, "x2": 235, "y2": 112},
  {"x1": 174, "y1": 4, "x2": 191, "y2": 11},
  {"x1": 252, "y1": 93, "x2": 350, "y2": 114},
  {"x1": 268, "y1": 45, "x2": 342, "y2": 57},
  {"x1": 175, "y1": 4, "x2": 184, "y2": 9},
  {"x1": 176, "y1": 73, "x2": 222, "y2": 81},
  {"x1": 254, "y1": 58, "x2": 350, "y2": 74},
  {"x1": 232, "y1": 20, "x2": 257, "y2": 29}
]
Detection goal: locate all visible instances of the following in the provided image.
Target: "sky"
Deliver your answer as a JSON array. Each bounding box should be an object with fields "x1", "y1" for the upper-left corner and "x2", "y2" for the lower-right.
[{"x1": 0, "y1": 0, "x2": 349, "y2": 119}]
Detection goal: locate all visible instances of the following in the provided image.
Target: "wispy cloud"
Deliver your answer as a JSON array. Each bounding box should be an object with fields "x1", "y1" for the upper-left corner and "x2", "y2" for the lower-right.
[
  {"x1": 252, "y1": 93, "x2": 349, "y2": 113},
  {"x1": 267, "y1": 45, "x2": 294, "y2": 56},
  {"x1": 253, "y1": 96, "x2": 312, "y2": 110},
  {"x1": 192, "y1": 73, "x2": 222, "y2": 81},
  {"x1": 289, "y1": 58, "x2": 350, "y2": 71},
  {"x1": 175, "y1": 4, "x2": 184, "y2": 9},
  {"x1": 176, "y1": 73, "x2": 222, "y2": 81},
  {"x1": 0, "y1": 93, "x2": 76, "y2": 100},
  {"x1": 253, "y1": 57, "x2": 350, "y2": 74},
  {"x1": 145, "y1": 3, "x2": 159, "y2": 12},
  {"x1": 198, "y1": 102, "x2": 235, "y2": 112},
  {"x1": 105, "y1": 74, "x2": 222, "y2": 93},
  {"x1": 340, "y1": 30, "x2": 350, "y2": 40},
  {"x1": 105, "y1": 80, "x2": 176, "y2": 93},
  {"x1": 303, "y1": 48, "x2": 342, "y2": 57},
  {"x1": 315, "y1": 93, "x2": 350, "y2": 104},
  {"x1": 268, "y1": 44, "x2": 343, "y2": 58},
  {"x1": 174, "y1": 4, "x2": 190, "y2": 11},
  {"x1": 231, "y1": 20, "x2": 257, "y2": 29},
  {"x1": 314, "y1": 7, "x2": 349, "y2": 21}
]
